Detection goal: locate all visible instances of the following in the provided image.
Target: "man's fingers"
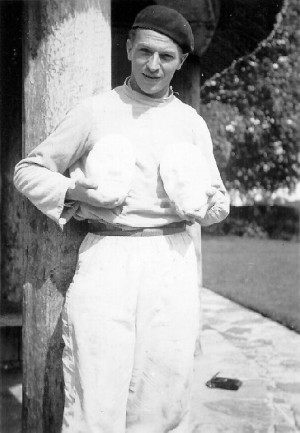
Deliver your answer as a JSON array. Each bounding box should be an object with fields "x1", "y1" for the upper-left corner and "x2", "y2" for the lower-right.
[
  {"x1": 206, "y1": 186, "x2": 218, "y2": 197},
  {"x1": 75, "y1": 177, "x2": 98, "y2": 190},
  {"x1": 185, "y1": 203, "x2": 208, "y2": 220}
]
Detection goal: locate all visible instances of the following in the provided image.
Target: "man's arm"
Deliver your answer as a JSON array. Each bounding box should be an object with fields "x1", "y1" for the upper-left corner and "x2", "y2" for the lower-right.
[
  {"x1": 14, "y1": 102, "x2": 92, "y2": 223},
  {"x1": 14, "y1": 101, "x2": 117, "y2": 225}
]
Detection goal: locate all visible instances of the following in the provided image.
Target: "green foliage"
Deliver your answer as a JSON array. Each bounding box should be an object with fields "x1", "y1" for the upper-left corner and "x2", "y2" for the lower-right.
[
  {"x1": 203, "y1": 204, "x2": 299, "y2": 241},
  {"x1": 200, "y1": 0, "x2": 300, "y2": 193}
]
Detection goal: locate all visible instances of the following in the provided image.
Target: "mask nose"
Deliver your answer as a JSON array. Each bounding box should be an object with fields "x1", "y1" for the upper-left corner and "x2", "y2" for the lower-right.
[{"x1": 147, "y1": 52, "x2": 160, "y2": 72}]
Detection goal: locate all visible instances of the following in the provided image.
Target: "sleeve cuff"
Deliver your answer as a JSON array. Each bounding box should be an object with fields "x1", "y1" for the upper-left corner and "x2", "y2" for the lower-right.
[{"x1": 45, "y1": 176, "x2": 77, "y2": 226}]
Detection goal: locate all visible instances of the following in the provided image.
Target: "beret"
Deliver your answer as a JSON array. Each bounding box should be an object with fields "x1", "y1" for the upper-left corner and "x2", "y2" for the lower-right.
[{"x1": 132, "y1": 5, "x2": 194, "y2": 54}]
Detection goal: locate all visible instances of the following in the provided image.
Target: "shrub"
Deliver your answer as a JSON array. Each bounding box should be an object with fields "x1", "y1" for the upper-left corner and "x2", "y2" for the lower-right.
[{"x1": 200, "y1": 0, "x2": 300, "y2": 195}]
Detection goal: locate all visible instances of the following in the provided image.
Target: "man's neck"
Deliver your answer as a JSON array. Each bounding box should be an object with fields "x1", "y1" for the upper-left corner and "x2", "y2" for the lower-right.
[{"x1": 128, "y1": 77, "x2": 170, "y2": 99}]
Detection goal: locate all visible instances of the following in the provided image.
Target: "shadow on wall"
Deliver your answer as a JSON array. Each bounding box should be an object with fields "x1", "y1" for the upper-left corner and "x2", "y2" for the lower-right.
[{"x1": 199, "y1": 0, "x2": 285, "y2": 82}]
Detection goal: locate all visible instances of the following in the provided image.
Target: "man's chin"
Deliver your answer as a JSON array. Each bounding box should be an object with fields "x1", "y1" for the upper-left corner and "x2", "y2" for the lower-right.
[{"x1": 139, "y1": 82, "x2": 168, "y2": 98}]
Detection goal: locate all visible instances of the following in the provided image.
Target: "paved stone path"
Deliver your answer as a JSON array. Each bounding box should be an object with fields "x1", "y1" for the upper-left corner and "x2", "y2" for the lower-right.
[
  {"x1": 190, "y1": 288, "x2": 300, "y2": 432},
  {"x1": 1, "y1": 288, "x2": 300, "y2": 432}
]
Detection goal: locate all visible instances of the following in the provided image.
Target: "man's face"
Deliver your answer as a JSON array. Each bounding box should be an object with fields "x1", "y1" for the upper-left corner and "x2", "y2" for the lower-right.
[{"x1": 126, "y1": 29, "x2": 188, "y2": 99}]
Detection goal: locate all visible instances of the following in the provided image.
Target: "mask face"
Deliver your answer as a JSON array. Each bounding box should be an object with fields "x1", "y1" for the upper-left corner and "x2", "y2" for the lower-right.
[
  {"x1": 69, "y1": 134, "x2": 136, "y2": 206},
  {"x1": 126, "y1": 29, "x2": 187, "y2": 99}
]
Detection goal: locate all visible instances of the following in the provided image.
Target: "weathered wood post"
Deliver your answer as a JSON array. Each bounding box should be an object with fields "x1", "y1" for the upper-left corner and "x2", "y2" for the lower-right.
[
  {"x1": 174, "y1": 56, "x2": 203, "y2": 285},
  {"x1": 169, "y1": 0, "x2": 221, "y2": 345},
  {"x1": 22, "y1": 1, "x2": 111, "y2": 431}
]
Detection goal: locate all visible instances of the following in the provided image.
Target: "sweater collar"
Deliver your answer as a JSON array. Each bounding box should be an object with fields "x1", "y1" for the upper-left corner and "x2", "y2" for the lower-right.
[{"x1": 122, "y1": 77, "x2": 175, "y2": 106}]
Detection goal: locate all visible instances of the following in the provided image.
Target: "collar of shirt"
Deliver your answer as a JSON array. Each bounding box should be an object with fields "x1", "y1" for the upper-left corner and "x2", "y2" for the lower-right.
[{"x1": 124, "y1": 77, "x2": 175, "y2": 106}]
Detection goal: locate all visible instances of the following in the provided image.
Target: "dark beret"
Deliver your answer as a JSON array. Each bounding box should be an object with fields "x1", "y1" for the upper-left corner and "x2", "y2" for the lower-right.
[{"x1": 132, "y1": 5, "x2": 194, "y2": 54}]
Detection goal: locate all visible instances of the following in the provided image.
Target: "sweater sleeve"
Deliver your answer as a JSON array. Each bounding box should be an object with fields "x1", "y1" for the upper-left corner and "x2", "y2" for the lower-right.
[
  {"x1": 194, "y1": 115, "x2": 230, "y2": 226},
  {"x1": 14, "y1": 101, "x2": 93, "y2": 225}
]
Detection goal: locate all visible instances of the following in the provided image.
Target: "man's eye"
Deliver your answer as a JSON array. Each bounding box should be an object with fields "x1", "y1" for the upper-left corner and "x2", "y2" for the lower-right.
[
  {"x1": 140, "y1": 48, "x2": 151, "y2": 55},
  {"x1": 161, "y1": 54, "x2": 174, "y2": 61}
]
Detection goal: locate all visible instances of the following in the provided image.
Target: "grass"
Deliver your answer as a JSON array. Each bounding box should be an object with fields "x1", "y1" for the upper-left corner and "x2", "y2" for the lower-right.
[{"x1": 201, "y1": 235, "x2": 300, "y2": 332}]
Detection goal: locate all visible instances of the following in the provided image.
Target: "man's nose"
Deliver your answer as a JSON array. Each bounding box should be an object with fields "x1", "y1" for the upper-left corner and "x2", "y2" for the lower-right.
[{"x1": 147, "y1": 53, "x2": 160, "y2": 71}]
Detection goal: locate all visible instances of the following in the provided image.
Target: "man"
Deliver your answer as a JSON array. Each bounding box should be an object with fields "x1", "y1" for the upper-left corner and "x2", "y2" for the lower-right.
[{"x1": 14, "y1": 5, "x2": 229, "y2": 432}]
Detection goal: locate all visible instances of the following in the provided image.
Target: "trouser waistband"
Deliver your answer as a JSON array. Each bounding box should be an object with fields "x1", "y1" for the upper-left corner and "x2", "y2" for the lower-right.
[{"x1": 87, "y1": 221, "x2": 186, "y2": 237}]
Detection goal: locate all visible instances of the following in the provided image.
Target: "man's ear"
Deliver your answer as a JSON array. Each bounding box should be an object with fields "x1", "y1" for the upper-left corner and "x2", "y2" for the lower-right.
[
  {"x1": 177, "y1": 53, "x2": 188, "y2": 70},
  {"x1": 126, "y1": 39, "x2": 133, "y2": 61}
]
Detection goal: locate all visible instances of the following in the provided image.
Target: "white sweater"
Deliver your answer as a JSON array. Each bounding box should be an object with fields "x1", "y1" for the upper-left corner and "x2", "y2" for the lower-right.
[{"x1": 14, "y1": 83, "x2": 229, "y2": 228}]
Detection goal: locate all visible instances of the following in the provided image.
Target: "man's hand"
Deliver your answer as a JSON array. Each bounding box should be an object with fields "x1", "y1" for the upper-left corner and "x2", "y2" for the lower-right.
[
  {"x1": 66, "y1": 177, "x2": 123, "y2": 208},
  {"x1": 194, "y1": 188, "x2": 229, "y2": 225},
  {"x1": 206, "y1": 186, "x2": 219, "y2": 210},
  {"x1": 175, "y1": 187, "x2": 218, "y2": 222}
]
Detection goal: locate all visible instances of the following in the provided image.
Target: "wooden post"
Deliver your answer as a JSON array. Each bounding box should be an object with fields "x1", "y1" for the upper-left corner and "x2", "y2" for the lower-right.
[
  {"x1": 174, "y1": 57, "x2": 204, "y2": 351},
  {"x1": 173, "y1": 56, "x2": 203, "y2": 286},
  {"x1": 172, "y1": 56, "x2": 201, "y2": 114},
  {"x1": 22, "y1": 1, "x2": 111, "y2": 431}
]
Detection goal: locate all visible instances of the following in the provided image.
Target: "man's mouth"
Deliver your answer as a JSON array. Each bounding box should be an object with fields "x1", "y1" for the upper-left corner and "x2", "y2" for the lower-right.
[{"x1": 143, "y1": 74, "x2": 161, "y2": 80}]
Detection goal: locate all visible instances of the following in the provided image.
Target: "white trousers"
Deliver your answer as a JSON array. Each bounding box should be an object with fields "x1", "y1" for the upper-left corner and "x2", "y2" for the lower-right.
[{"x1": 61, "y1": 231, "x2": 200, "y2": 433}]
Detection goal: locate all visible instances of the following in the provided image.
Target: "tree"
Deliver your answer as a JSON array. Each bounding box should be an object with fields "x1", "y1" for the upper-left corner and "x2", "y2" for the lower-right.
[{"x1": 200, "y1": 0, "x2": 300, "y2": 194}]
